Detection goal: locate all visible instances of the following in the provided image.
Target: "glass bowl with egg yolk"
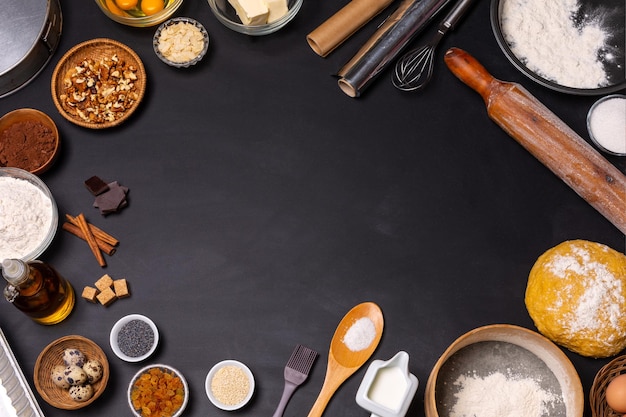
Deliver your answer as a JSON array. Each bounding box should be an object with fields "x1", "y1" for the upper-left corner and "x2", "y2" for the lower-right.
[{"x1": 94, "y1": 0, "x2": 184, "y2": 27}]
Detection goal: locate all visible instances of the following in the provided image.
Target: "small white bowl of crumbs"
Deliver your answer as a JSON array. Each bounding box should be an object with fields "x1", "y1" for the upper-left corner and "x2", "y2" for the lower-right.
[
  {"x1": 205, "y1": 360, "x2": 254, "y2": 411},
  {"x1": 153, "y1": 17, "x2": 209, "y2": 68}
]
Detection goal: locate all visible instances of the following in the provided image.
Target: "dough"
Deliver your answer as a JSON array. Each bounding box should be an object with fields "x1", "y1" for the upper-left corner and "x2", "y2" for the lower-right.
[{"x1": 525, "y1": 240, "x2": 626, "y2": 358}]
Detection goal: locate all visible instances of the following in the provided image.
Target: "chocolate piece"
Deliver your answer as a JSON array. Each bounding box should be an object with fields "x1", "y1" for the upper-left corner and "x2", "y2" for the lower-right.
[
  {"x1": 84, "y1": 176, "x2": 110, "y2": 196},
  {"x1": 93, "y1": 181, "x2": 129, "y2": 215}
]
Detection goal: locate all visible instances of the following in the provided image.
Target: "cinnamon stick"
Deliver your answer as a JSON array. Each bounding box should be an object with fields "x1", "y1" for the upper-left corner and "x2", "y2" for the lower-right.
[
  {"x1": 65, "y1": 214, "x2": 119, "y2": 246},
  {"x1": 75, "y1": 213, "x2": 106, "y2": 267},
  {"x1": 62, "y1": 222, "x2": 117, "y2": 256}
]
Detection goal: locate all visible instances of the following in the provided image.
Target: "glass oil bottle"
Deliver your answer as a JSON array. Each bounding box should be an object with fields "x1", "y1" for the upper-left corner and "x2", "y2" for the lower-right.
[{"x1": 1, "y1": 259, "x2": 74, "y2": 325}]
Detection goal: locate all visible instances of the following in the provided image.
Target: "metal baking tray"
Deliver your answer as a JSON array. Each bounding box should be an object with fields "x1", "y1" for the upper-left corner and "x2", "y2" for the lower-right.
[
  {"x1": 0, "y1": 0, "x2": 62, "y2": 98},
  {"x1": 0, "y1": 328, "x2": 45, "y2": 417}
]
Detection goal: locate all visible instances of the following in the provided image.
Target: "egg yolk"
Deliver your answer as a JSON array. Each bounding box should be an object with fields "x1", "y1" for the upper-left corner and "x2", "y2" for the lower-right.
[
  {"x1": 141, "y1": 0, "x2": 165, "y2": 15},
  {"x1": 115, "y1": 0, "x2": 138, "y2": 10},
  {"x1": 106, "y1": 0, "x2": 127, "y2": 16}
]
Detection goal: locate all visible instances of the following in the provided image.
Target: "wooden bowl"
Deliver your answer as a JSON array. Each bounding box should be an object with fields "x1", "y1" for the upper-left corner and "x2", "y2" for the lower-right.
[
  {"x1": 34, "y1": 335, "x2": 109, "y2": 410},
  {"x1": 51, "y1": 38, "x2": 146, "y2": 129},
  {"x1": 424, "y1": 324, "x2": 583, "y2": 417},
  {"x1": 0, "y1": 108, "x2": 60, "y2": 175},
  {"x1": 590, "y1": 355, "x2": 626, "y2": 417}
]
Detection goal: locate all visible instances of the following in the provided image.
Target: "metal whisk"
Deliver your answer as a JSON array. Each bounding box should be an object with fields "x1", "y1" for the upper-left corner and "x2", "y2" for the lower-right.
[{"x1": 392, "y1": 0, "x2": 474, "y2": 91}]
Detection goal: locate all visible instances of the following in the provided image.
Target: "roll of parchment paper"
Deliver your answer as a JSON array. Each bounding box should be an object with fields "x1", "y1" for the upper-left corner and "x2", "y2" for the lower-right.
[
  {"x1": 306, "y1": 0, "x2": 395, "y2": 57},
  {"x1": 338, "y1": 0, "x2": 452, "y2": 97}
]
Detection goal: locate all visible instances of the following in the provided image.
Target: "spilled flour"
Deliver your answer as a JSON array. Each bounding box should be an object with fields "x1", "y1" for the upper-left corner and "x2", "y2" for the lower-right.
[{"x1": 500, "y1": 0, "x2": 611, "y2": 88}]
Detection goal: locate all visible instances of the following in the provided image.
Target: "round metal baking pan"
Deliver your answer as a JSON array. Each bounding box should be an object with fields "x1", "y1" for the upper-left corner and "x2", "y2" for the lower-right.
[
  {"x1": 0, "y1": 0, "x2": 62, "y2": 98},
  {"x1": 491, "y1": 0, "x2": 625, "y2": 95}
]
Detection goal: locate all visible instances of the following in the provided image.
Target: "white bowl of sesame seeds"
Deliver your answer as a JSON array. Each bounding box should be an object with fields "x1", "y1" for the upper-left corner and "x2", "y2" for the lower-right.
[
  {"x1": 205, "y1": 360, "x2": 254, "y2": 410},
  {"x1": 110, "y1": 314, "x2": 159, "y2": 362}
]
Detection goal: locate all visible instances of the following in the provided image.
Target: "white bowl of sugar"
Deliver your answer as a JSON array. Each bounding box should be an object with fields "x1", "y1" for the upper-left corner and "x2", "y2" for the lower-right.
[{"x1": 587, "y1": 94, "x2": 626, "y2": 156}]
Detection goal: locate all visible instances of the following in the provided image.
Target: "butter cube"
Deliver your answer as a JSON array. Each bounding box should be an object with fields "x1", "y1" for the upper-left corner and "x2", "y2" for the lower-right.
[
  {"x1": 228, "y1": 0, "x2": 269, "y2": 25},
  {"x1": 266, "y1": 0, "x2": 288, "y2": 23}
]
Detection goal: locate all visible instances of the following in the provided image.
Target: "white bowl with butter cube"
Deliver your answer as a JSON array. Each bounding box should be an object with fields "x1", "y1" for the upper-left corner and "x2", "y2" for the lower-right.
[
  {"x1": 153, "y1": 17, "x2": 209, "y2": 67},
  {"x1": 207, "y1": 0, "x2": 302, "y2": 35}
]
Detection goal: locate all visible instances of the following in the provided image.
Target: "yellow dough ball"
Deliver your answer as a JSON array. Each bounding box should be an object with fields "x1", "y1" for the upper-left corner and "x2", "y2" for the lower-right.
[{"x1": 525, "y1": 240, "x2": 626, "y2": 358}]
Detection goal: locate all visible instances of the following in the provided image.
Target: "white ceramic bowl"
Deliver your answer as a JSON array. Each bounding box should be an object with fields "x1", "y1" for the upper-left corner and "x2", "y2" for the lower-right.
[
  {"x1": 207, "y1": 0, "x2": 302, "y2": 36},
  {"x1": 586, "y1": 94, "x2": 626, "y2": 156},
  {"x1": 110, "y1": 314, "x2": 159, "y2": 362},
  {"x1": 205, "y1": 360, "x2": 254, "y2": 410},
  {"x1": 128, "y1": 364, "x2": 188, "y2": 417},
  {"x1": 0, "y1": 167, "x2": 58, "y2": 262}
]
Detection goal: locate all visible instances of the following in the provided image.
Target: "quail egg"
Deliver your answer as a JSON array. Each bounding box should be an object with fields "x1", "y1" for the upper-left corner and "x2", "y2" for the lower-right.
[
  {"x1": 82, "y1": 359, "x2": 103, "y2": 384},
  {"x1": 68, "y1": 384, "x2": 93, "y2": 402},
  {"x1": 64, "y1": 365, "x2": 88, "y2": 386},
  {"x1": 50, "y1": 365, "x2": 70, "y2": 389},
  {"x1": 63, "y1": 348, "x2": 85, "y2": 367}
]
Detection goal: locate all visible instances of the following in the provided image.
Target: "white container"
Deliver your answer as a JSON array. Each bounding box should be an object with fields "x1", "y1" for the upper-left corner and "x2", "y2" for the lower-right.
[
  {"x1": 110, "y1": 314, "x2": 159, "y2": 362},
  {"x1": 587, "y1": 94, "x2": 626, "y2": 156},
  {"x1": 205, "y1": 360, "x2": 254, "y2": 411},
  {"x1": 356, "y1": 351, "x2": 418, "y2": 417}
]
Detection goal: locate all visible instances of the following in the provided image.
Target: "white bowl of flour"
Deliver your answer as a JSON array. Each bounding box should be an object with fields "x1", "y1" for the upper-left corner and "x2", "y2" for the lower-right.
[{"x1": 0, "y1": 167, "x2": 58, "y2": 262}]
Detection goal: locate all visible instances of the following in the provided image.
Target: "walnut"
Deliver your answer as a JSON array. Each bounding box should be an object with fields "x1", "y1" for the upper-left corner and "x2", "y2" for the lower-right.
[{"x1": 59, "y1": 53, "x2": 140, "y2": 124}]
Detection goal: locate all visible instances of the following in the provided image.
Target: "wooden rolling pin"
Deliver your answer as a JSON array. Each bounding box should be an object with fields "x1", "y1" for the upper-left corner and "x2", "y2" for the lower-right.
[{"x1": 444, "y1": 47, "x2": 626, "y2": 235}]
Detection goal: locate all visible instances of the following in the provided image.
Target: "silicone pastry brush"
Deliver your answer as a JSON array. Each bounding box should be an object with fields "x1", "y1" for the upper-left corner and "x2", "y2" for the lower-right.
[{"x1": 272, "y1": 344, "x2": 318, "y2": 417}]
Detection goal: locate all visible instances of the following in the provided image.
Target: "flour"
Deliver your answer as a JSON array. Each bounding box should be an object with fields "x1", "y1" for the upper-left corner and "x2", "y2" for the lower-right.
[
  {"x1": 500, "y1": 0, "x2": 609, "y2": 88},
  {"x1": 545, "y1": 245, "x2": 624, "y2": 347},
  {"x1": 450, "y1": 371, "x2": 559, "y2": 417},
  {"x1": 0, "y1": 177, "x2": 53, "y2": 261},
  {"x1": 342, "y1": 317, "x2": 376, "y2": 351}
]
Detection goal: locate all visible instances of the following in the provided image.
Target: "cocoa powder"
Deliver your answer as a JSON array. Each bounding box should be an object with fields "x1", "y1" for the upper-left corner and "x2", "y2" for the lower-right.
[{"x1": 0, "y1": 120, "x2": 56, "y2": 172}]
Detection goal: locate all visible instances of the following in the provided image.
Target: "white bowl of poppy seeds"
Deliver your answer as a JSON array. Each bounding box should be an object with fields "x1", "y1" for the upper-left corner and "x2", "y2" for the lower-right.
[{"x1": 110, "y1": 314, "x2": 159, "y2": 362}]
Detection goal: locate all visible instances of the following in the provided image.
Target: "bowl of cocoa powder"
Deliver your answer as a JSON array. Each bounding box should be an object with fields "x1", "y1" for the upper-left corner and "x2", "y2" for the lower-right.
[{"x1": 0, "y1": 108, "x2": 60, "y2": 175}]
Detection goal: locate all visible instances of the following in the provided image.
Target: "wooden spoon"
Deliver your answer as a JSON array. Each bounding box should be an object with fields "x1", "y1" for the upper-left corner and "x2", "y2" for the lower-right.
[{"x1": 307, "y1": 302, "x2": 384, "y2": 417}]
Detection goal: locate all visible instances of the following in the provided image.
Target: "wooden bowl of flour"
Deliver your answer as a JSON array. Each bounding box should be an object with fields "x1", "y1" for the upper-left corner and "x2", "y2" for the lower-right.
[{"x1": 424, "y1": 324, "x2": 583, "y2": 417}]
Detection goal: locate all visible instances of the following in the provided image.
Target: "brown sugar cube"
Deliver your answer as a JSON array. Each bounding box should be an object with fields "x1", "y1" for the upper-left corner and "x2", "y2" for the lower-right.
[
  {"x1": 81, "y1": 286, "x2": 99, "y2": 303},
  {"x1": 113, "y1": 279, "x2": 130, "y2": 298},
  {"x1": 95, "y1": 274, "x2": 114, "y2": 291},
  {"x1": 96, "y1": 287, "x2": 117, "y2": 306}
]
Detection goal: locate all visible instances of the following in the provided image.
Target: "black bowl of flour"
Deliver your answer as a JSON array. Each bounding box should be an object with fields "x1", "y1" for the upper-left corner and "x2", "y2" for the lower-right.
[{"x1": 491, "y1": 0, "x2": 625, "y2": 95}]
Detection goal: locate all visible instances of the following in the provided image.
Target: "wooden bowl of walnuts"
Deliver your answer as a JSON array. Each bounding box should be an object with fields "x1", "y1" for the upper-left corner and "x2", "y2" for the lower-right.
[
  {"x1": 34, "y1": 335, "x2": 109, "y2": 409},
  {"x1": 50, "y1": 38, "x2": 146, "y2": 129}
]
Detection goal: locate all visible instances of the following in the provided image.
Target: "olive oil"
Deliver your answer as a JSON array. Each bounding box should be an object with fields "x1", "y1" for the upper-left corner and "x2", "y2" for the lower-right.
[{"x1": 2, "y1": 259, "x2": 74, "y2": 325}]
